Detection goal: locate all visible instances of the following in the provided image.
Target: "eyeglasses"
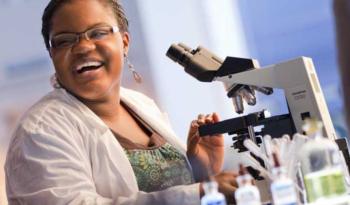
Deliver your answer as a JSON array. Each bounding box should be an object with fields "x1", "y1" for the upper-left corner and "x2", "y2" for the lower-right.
[{"x1": 49, "y1": 25, "x2": 119, "y2": 49}]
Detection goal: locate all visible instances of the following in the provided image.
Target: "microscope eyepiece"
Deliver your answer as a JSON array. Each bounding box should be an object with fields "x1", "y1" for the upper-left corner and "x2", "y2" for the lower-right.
[
  {"x1": 166, "y1": 44, "x2": 185, "y2": 65},
  {"x1": 166, "y1": 43, "x2": 194, "y2": 68},
  {"x1": 165, "y1": 43, "x2": 220, "y2": 82}
]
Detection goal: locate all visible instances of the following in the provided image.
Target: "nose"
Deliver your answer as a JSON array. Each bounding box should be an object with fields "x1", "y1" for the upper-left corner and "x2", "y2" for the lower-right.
[{"x1": 71, "y1": 37, "x2": 96, "y2": 55}]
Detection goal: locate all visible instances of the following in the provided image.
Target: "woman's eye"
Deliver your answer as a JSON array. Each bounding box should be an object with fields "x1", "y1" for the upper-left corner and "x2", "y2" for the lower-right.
[
  {"x1": 53, "y1": 37, "x2": 75, "y2": 48},
  {"x1": 90, "y1": 30, "x2": 109, "y2": 39}
]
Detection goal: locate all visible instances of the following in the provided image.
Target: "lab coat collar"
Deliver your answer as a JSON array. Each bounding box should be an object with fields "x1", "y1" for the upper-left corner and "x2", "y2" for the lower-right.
[{"x1": 120, "y1": 87, "x2": 187, "y2": 155}]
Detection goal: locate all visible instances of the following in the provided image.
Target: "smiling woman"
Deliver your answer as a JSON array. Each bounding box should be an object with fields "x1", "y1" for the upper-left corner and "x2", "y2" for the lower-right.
[
  {"x1": 4, "y1": 0, "x2": 238, "y2": 205},
  {"x1": 47, "y1": 0, "x2": 128, "y2": 102}
]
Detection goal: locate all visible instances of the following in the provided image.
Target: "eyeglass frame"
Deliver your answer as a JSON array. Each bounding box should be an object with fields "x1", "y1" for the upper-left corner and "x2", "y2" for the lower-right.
[{"x1": 49, "y1": 25, "x2": 120, "y2": 49}]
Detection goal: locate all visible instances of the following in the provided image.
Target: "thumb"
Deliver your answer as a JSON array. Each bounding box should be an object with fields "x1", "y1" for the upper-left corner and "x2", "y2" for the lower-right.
[{"x1": 187, "y1": 131, "x2": 201, "y2": 155}]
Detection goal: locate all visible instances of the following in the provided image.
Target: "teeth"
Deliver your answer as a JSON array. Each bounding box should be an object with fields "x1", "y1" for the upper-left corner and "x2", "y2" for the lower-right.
[{"x1": 76, "y1": 61, "x2": 102, "y2": 71}]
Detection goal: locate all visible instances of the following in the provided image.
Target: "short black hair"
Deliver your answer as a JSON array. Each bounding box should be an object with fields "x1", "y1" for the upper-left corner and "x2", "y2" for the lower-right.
[{"x1": 41, "y1": 0, "x2": 129, "y2": 50}]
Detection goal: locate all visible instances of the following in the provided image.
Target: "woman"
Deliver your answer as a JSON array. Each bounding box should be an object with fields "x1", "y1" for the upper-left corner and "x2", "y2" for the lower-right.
[{"x1": 5, "y1": 0, "x2": 238, "y2": 204}]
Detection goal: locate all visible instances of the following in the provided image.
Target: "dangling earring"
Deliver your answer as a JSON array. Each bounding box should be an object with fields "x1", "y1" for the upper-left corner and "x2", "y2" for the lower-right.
[
  {"x1": 124, "y1": 53, "x2": 142, "y2": 83},
  {"x1": 50, "y1": 73, "x2": 62, "y2": 89}
]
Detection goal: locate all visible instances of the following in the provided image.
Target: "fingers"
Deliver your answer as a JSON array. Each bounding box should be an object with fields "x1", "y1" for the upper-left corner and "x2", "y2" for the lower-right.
[
  {"x1": 213, "y1": 171, "x2": 239, "y2": 200},
  {"x1": 193, "y1": 112, "x2": 223, "y2": 140},
  {"x1": 221, "y1": 183, "x2": 237, "y2": 195},
  {"x1": 197, "y1": 112, "x2": 220, "y2": 125},
  {"x1": 214, "y1": 171, "x2": 238, "y2": 184},
  {"x1": 220, "y1": 171, "x2": 239, "y2": 187},
  {"x1": 212, "y1": 112, "x2": 220, "y2": 123},
  {"x1": 197, "y1": 114, "x2": 206, "y2": 125},
  {"x1": 222, "y1": 170, "x2": 239, "y2": 177},
  {"x1": 188, "y1": 112, "x2": 222, "y2": 145}
]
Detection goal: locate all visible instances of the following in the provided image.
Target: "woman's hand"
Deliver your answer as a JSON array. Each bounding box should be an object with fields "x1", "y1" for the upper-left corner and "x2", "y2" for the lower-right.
[{"x1": 187, "y1": 112, "x2": 224, "y2": 181}]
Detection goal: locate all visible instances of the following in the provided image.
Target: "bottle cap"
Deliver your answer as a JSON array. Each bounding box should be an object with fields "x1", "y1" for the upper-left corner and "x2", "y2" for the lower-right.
[
  {"x1": 203, "y1": 181, "x2": 218, "y2": 194},
  {"x1": 239, "y1": 164, "x2": 248, "y2": 175},
  {"x1": 302, "y1": 118, "x2": 323, "y2": 136},
  {"x1": 238, "y1": 164, "x2": 253, "y2": 185}
]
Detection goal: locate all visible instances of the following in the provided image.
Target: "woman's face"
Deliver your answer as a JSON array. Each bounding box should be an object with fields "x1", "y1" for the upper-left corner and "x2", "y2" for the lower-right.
[{"x1": 49, "y1": 0, "x2": 129, "y2": 101}]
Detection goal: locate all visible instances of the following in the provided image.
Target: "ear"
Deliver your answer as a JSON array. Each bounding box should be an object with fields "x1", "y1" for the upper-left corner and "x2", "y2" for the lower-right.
[{"x1": 122, "y1": 32, "x2": 130, "y2": 55}]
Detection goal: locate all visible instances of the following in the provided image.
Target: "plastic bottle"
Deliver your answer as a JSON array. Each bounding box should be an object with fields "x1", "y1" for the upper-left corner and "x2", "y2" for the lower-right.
[
  {"x1": 201, "y1": 180, "x2": 227, "y2": 205},
  {"x1": 270, "y1": 152, "x2": 298, "y2": 205},
  {"x1": 298, "y1": 119, "x2": 347, "y2": 203},
  {"x1": 234, "y1": 164, "x2": 261, "y2": 205}
]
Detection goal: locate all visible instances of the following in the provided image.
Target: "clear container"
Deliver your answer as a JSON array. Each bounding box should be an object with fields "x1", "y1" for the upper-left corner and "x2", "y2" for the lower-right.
[
  {"x1": 201, "y1": 181, "x2": 227, "y2": 205},
  {"x1": 270, "y1": 153, "x2": 298, "y2": 205},
  {"x1": 298, "y1": 119, "x2": 347, "y2": 203},
  {"x1": 235, "y1": 164, "x2": 261, "y2": 205}
]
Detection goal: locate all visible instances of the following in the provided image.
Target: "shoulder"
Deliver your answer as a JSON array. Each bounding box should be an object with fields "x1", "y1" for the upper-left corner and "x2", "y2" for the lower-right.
[
  {"x1": 5, "y1": 89, "x2": 91, "y2": 170},
  {"x1": 6, "y1": 89, "x2": 92, "y2": 155},
  {"x1": 17, "y1": 89, "x2": 80, "y2": 132}
]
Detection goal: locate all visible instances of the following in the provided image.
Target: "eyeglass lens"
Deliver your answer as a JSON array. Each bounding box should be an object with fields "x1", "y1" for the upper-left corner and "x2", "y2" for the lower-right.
[{"x1": 50, "y1": 26, "x2": 114, "y2": 49}]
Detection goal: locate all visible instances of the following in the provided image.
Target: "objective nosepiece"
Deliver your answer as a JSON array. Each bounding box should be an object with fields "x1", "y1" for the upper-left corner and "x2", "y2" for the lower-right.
[
  {"x1": 241, "y1": 88, "x2": 256, "y2": 106},
  {"x1": 252, "y1": 86, "x2": 273, "y2": 95},
  {"x1": 233, "y1": 95, "x2": 244, "y2": 114}
]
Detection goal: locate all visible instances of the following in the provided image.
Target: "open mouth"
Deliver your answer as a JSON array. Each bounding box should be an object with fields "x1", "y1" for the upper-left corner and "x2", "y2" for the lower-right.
[{"x1": 75, "y1": 61, "x2": 104, "y2": 74}]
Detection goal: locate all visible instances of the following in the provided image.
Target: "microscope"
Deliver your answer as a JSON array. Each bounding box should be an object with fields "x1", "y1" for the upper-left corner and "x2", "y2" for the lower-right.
[{"x1": 166, "y1": 43, "x2": 350, "y2": 174}]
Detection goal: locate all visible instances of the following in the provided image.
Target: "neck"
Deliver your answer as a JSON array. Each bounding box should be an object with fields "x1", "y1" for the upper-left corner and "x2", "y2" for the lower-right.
[{"x1": 79, "y1": 89, "x2": 123, "y2": 123}]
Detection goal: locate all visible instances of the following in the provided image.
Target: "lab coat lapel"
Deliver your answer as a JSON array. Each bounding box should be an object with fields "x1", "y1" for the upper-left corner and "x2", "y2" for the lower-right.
[{"x1": 120, "y1": 88, "x2": 187, "y2": 155}]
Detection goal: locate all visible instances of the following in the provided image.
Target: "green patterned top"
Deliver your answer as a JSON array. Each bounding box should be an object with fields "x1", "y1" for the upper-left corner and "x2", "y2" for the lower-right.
[{"x1": 123, "y1": 140, "x2": 195, "y2": 192}]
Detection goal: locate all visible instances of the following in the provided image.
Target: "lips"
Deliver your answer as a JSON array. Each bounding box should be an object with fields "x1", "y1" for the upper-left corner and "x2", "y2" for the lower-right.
[{"x1": 73, "y1": 60, "x2": 104, "y2": 74}]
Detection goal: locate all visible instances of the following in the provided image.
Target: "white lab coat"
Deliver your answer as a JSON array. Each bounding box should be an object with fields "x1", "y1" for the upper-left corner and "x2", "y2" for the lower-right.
[{"x1": 5, "y1": 88, "x2": 200, "y2": 205}]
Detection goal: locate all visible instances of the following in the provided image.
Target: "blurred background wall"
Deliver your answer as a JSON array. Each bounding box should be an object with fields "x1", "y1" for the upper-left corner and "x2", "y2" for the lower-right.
[{"x1": 0, "y1": 0, "x2": 343, "y2": 204}]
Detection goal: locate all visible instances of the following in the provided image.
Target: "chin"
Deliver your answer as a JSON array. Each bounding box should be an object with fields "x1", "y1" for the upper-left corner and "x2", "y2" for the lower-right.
[
  {"x1": 64, "y1": 80, "x2": 118, "y2": 101},
  {"x1": 77, "y1": 87, "x2": 116, "y2": 102}
]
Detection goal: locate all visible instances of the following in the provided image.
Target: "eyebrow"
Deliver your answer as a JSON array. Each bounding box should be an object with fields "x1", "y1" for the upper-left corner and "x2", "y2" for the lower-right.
[{"x1": 50, "y1": 23, "x2": 111, "y2": 37}]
